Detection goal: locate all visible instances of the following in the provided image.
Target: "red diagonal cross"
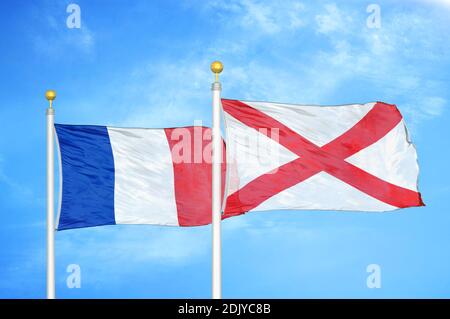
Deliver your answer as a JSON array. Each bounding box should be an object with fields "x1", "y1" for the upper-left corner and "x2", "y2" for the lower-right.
[{"x1": 222, "y1": 99, "x2": 424, "y2": 217}]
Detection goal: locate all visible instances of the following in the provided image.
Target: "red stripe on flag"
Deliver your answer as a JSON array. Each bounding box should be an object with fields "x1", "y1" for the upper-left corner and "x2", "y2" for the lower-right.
[
  {"x1": 164, "y1": 127, "x2": 226, "y2": 226},
  {"x1": 222, "y1": 99, "x2": 424, "y2": 215}
]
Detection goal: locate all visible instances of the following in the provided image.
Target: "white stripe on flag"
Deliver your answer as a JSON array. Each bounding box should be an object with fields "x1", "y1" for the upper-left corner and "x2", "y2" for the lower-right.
[{"x1": 107, "y1": 128, "x2": 179, "y2": 226}]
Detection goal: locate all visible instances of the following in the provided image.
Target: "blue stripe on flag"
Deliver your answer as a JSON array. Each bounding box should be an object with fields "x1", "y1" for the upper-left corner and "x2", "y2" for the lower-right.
[{"x1": 55, "y1": 124, "x2": 116, "y2": 230}]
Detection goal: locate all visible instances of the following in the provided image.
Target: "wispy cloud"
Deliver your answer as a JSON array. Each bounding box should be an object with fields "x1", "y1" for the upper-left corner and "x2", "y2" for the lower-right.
[
  {"x1": 204, "y1": 0, "x2": 306, "y2": 34},
  {"x1": 0, "y1": 155, "x2": 42, "y2": 207},
  {"x1": 42, "y1": 0, "x2": 448, "y2": 150},
  {"x1": 57, "y1": 226, "x2": 210, "y2": 265},
  {"x1": 245, "y1": 3, "x2": 447, "y2": 122},
  {"x1": 419, "y1": 0, "x2": 450, "y2": 8},
  {"x1": 403, "y1": 96, "x2": 447, "y2": 131},
  {"x1": 315, "y1": 3, "x2": 352, "y2": 34},
  {"x1": 29, "y1": 3, "x2": 95, "y2": 57},
  {"x1": 117, "y1": 58, "x2": 213, "y2": 128},
  {"x1": 114, "y1": 1, "x2": 448, "y2": 134}
]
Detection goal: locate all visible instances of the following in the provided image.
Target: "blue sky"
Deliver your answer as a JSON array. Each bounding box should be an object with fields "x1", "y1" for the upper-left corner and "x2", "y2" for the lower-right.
[{"x1": 0, "y1": 0, "x2": 449, "y2": 298}]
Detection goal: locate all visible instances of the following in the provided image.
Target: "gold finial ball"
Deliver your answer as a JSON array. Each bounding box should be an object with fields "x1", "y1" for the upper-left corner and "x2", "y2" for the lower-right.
[
  {"x1": 45, "y1": 90, "x2": 56, "y2": 101},
  {"x1": 210, "y1": 61, "x2": 223, "y2": 74}
]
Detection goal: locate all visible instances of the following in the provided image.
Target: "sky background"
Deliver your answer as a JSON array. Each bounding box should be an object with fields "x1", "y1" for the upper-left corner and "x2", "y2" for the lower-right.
[{"x1": 0, "y1": 0, "x2": 450, "y2": 298}]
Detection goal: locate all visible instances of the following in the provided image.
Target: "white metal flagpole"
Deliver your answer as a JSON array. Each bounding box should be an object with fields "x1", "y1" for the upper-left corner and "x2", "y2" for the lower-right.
[
  {"x1": 45, "y1": 90, "x2": 56, "y2": 299},
  {"x1": 211, "y1": 61, "x2": 223, "y2": 299}
]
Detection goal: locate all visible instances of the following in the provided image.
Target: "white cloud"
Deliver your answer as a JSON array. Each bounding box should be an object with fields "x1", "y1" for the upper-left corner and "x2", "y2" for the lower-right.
[
  {"x1": 116, "y1": 58, "x2": 213, "y2": 128},
  {"x1": 68, "y1": 2, "x2": 448, "y2": 136},
  {"x1": 57, "y1": 226, "x2": 210, "y2": 265},
  {"x1": 419, "y1": 0, "x2": 450, "y2": 8},
  {"x1": 33, "y1": 25, "x2": 94, "y2": 57},
  {"x1": 0, "y1": 155, "x2": 41, "y2": 206},
  {"x1": 403, "y1": 96, "x2": 447, "y2": 132},
  {"x1": 315, "y1": 3, "x2": 351, "y2": 34},
  {"x1": 424, "y1": 97, "x2": 447, "y2": 117},
  {"x1": 205, "y1": 0, "x2": 306, "y2": 34},
  {"x1": 310, "y1": 4, "x2": 449, "y2": 128},
  {"x1": 29, "y1": 4, "x2": 95, "y2": 57}
]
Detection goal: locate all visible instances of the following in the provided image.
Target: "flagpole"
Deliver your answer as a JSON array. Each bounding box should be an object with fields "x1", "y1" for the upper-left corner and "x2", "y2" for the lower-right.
[
  {"x1": 45, "y1": 90, "x2": 56, "y2": 299},
  {"x1": 211, "y1": 61, "x2": 223, "y2": 299}
]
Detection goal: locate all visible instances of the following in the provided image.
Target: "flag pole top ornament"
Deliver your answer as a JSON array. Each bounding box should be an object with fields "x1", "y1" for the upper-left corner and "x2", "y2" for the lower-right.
[
  {"x1": 45, "y1": 90, "x2": 56, "y2": 108},
  {"x1": 210, "y1": 61, "x2": 223, "y2": 82}
]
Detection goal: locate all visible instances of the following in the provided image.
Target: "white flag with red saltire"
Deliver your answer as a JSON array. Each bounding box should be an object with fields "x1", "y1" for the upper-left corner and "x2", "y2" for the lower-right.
[{"x1": 222, "y1": 99, "x2": 424, "y2": 217}]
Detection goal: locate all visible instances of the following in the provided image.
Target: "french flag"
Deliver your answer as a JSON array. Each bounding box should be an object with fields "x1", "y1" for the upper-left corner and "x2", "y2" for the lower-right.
[{"x1": 55, "y1": 124, "x2": 226, "y2": 230}]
